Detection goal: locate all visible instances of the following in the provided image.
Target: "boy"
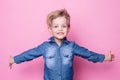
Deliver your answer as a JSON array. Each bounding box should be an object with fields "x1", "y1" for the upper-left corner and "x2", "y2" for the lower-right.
[{"x1": 9, "y1": 9, "x2": 114, "y2": 80}]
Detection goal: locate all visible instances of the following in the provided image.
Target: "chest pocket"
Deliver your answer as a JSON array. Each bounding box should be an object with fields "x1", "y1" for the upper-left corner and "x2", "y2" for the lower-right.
[
  {"x1": 63, "y1": 53, "x2": 73, "y2": 61},
  {"x1": 44, "y1": 52, "x2": 56, "y2": 69},
  {"x1": 64, "y1": 54, "x2": 72, "y2": 58},
  {"x1": 44, "y1": 47, "x2": 57, "y2": 69},
  {"x1": 45, "y1": 46, "x2": 57, "y2": 59},
  {"x1": 45, "y1": 54, "x2": 56, "y2": 59},
  {"x1": 62, "y1": 53, "x2": 73, "y2": 66},
  {"x1": 61, "y1": 46, "x2": 73, "y2": 60}
]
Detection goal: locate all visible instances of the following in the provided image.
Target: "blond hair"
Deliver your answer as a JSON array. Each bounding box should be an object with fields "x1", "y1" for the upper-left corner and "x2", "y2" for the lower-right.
[{"x1": 47, "y1": 9, "x2": 70, "y2": 27}]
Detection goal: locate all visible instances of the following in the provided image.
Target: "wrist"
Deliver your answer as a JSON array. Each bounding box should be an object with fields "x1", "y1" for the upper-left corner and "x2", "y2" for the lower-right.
[
  {"x1": 10, "y1": 56, "x2": 15, "y2": 64},
  {"x1": 12, "y1": 58, "x2": 15, "y2": 64},
  {"x1": 104, "y1": 55, "x2": 109, "y2": 61}
]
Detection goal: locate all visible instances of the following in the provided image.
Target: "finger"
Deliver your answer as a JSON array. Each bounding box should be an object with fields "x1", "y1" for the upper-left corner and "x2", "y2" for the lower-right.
[
  {"x1": 9, "y1": 56, "x2": 13, "y2": 69},
  {"x1": 109, "y1": 50, "x2": 114, "y2": 60},
  {"x1": 109, "y1": 51, "x2": 114, "y2": 61},
  {"x1": 9, "y1": 63, "x2": 12, "y2": 69},
  {"x1": 9, "y1": 63, "x2": 11, "y2": 69},
  {"x1": 109, "y1": 50, "x2": 112, "y2": 54},
  {"x1": 111, "y1": 54, "x2": 115, "y2": 61}
]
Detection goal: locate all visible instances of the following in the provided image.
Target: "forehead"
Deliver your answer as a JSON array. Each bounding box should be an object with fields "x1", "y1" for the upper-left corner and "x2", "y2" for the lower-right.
[{"x1": 52, "y1": 16, "x2": 67, "y2": 25}]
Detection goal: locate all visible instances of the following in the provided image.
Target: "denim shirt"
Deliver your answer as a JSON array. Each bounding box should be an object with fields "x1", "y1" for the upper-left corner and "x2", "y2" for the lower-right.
[{"x1": 14, "y1": 37, "x2": 105, "y2": 80}]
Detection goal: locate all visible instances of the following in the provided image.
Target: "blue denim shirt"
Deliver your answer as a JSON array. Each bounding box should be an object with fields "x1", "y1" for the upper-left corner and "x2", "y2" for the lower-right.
[{"x1": 14, "y1": 37, "x2": 105, "y2": 80}]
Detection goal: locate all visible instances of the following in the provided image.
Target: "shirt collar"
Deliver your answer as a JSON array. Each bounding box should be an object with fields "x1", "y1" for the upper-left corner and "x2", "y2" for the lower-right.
[{"x1": 48, "y1": 36, "x2": 69, "y2": 44}]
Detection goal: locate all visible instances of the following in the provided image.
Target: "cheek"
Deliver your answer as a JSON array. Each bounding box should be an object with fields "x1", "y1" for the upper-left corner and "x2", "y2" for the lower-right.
[
  {"x1": 52, "y1": 29, "x2": 57, "y2": 33},
  {"x1": 64, "y1": 29, "x2": 69, "y2": 33},
  {"x1": 49, "y1": 28, "x2": 56, "y2": 34},
  {"x1": 51, "y1": 29, "x2": 57, "y2": 35}
]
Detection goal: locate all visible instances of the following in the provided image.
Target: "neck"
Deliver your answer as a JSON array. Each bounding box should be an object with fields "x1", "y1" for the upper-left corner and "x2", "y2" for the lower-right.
[{"x1": 54, "y1": 38, "x2": 64, "y2": 46}]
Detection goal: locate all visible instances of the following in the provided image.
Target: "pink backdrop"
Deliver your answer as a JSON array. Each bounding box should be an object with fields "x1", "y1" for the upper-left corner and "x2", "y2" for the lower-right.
[{"x1": 0, "y1": 0, "x2": 120, "y2": 80}]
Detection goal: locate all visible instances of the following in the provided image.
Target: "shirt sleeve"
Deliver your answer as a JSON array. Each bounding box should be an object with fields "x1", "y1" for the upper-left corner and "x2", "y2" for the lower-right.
[
  {"x1": 73, "y1": 42, "x2": 105, "y2": 63},
  {"x1": 14, "y1": 42, "x2": 45, "y2": 64}
]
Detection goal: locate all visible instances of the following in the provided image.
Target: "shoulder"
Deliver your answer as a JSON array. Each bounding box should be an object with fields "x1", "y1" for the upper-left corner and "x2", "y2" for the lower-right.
[
  {"x1": 68, "y1": 41, "x2": 83, "y2": 48},
  {"x1": 65, "y1": 40, "x2": 76, "y2": 47},
  {"x1": 41, "y1": 41, "x2": 50, "y2": 45},
  {"x1": 68, "y1": 40, "x2": 77, "y2": 45},
  {"x1": 36, "y1": 41, "x2": 49, "y2": 48}
]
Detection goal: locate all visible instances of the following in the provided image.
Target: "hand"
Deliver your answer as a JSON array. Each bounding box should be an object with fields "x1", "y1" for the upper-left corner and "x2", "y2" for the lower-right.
[
  {"x1": 104, "y1": 51, "x2": 115, "y2": 62},
  {"x1": 9, "y1": 56, "x2": 14, "y2": 69}
]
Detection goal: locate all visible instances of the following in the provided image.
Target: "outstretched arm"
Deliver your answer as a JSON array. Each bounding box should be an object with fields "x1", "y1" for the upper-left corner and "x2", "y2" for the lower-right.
[
  {"x1": 9, "y1": 42, "x2": 45, "y2": 69},
  {"x1": 73, "y1": 42, "x2": 105, "y2": 63},
  {"x1": 73, "y1": 42, "x2": 115, "y2": 63}
]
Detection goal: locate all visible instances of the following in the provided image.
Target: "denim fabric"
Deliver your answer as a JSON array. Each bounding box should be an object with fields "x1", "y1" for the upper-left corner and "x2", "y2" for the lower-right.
[{"x1": 14, "y1": 37, "x2": 105, "y2": 80}]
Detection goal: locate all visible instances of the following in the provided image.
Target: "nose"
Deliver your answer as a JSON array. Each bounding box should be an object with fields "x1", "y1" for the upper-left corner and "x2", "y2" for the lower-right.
[{"x1": 58, "y1": 26, "x2": 63, "y2": 31}]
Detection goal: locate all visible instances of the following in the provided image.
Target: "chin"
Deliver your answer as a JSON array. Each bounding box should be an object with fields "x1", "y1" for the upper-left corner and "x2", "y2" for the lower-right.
[{"x1": 56, "y1": 36, "x2": 65, "y2": 40}]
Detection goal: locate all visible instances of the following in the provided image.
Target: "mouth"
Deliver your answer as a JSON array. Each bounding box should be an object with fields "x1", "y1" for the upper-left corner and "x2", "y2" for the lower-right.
[{"x1": 57, "y1": 32, "x2": 64, "y2": 35}]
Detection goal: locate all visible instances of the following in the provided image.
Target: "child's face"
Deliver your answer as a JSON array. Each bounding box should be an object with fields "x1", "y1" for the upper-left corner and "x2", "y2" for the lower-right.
[{"x1": 48, "y1": 16, "x2": 70, "y2": 40}]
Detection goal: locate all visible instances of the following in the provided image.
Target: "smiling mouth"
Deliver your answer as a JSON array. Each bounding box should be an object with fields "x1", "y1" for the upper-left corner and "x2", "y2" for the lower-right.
[{"x1": 57, "y1": 32, "x2": 64, "y2": 35}]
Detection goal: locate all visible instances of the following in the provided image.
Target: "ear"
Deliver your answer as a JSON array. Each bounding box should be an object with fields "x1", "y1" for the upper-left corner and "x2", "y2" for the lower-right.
[
  {"x1": 48, "y1": 27, "x2": 52, "y2": 33},
  {"x1": 67, "y1": 27, "x2": 70, "y2": 33}
]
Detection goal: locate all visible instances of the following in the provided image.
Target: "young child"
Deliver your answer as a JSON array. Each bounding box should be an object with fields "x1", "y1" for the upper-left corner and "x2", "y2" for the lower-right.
[{"x1": 9, "y1": 9, "x2": 114, "y2": 80}]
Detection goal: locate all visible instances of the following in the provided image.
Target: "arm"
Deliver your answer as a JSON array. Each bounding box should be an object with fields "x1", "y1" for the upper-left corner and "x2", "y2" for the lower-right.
[
  {"x1": 9, "y1": 42, "x2": 45, "y2": 69},
  {"x1": 73, "y1": 42, "x2": 105, "y2": 63}
]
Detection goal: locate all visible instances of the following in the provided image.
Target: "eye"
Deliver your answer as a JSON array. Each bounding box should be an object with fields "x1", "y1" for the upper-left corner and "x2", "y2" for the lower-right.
[
  {"x1": 53, "y1": 26, "x2": 58, "y2": 28},
  {"x1": 62, "y1": 25, "x2": 67, "y2": 28}
]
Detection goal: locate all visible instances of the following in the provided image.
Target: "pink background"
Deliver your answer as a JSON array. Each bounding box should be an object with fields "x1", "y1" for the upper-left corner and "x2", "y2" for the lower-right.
[{"x1": 0, "y1": 0, "x2": 120, "y2": 80}]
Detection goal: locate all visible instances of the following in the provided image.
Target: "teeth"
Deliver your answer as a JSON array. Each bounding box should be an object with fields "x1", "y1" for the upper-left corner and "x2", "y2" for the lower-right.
[
  {"x1": 59, "y1": 33, "x2": 63, "y2": 34},
  {"x1": 57, "y1": 32, "x2": 64, "y2": 35}
]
